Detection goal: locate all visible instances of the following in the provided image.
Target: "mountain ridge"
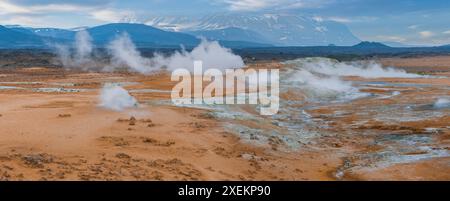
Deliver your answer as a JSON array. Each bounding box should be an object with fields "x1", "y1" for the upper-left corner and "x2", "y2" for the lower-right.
[
  {"x1": 147, "y1": 13, "x2": 362, "y2": 46},
  {"x1": 1, "y1": 23, "x2": 447, "y2": 49},
  {"x1": 353, "y1": 41, "x2": 391, "y2": 49},
  {"x1": 0, "y1": 25, "x2": 48, "y2": 48},
  {"x1": 187, "y1": 27, "x2": 272, "y2": 45},
  {"x1": 1, "y1": 23, "x2": 273, "y2": 48},
  {"x1": 86, "y1": 23, "x2": 200, "y2": 47}
]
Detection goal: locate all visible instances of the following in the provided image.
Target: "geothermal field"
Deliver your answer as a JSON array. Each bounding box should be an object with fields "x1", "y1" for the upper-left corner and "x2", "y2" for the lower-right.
[{"x1": 0, "y1": 33, "x2": 449, "y2": 181}]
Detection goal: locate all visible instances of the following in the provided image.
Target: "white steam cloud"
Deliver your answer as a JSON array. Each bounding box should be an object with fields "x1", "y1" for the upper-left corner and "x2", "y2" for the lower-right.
[
  {"x1": 55, "y1": 30, "x2": 96, "y2": 70},
  {"x1": 54, "y1": 32, "x2": 244, "y2": 112},
  {"x1": 157, "y1": 39, "x2": 245, "y2": 71},
  {"x1": 74, "y1": 30, "x2": 94, "y2": 65},
  {"x1": 99, "y1": 84, "x2": 138, "y2": 111},
  {"x1": 106, "y1": 33, "x2": 155, "y2": 74},
  {"x1": 57, "y1": 31, "x2": 244, "y2": 73},
  {"x1": 106, "y1": 34, "x2": 244, "y2": 73}
]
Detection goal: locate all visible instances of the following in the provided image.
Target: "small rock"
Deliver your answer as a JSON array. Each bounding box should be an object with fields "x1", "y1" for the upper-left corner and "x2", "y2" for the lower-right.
[
  {"x1": 129, "y1": 116, "x2": 136, "y2": 126},
  {"x1": 22, "y1": 154, "x2": 53, "y2": 168},
  {"x1": 58, "y1": 114, "x2": 71, "y2": 118},
  {"x1": 115, "y1": 153, "x2": 131, "y2": 159},
  {"x1": 140, "y1": 119, "x2": 153, "y2": 123},
  {"x1": 142, "y1": 138, "x2": 157, "y2": 144},
  {"x1": 332, "y1": 143, "x2": 343, "y2": 148},
  {"x1": 117, "y1": 118, "x2": 129, "y2": 122}
]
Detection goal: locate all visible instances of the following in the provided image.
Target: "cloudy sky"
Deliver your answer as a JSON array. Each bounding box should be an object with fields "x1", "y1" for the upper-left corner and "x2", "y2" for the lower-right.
[{"x1": 1, "y1": 0, "x2": 449, "y2": 46}]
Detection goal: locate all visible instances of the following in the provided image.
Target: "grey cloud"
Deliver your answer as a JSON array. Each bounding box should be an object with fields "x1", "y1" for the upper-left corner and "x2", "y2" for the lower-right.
[{"x1": 12, "y1": 0, "x2": 112, "y2": 6}]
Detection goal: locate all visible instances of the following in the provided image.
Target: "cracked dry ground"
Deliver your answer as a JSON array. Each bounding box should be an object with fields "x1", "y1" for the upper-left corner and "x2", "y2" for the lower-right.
[
  {"x1": 0, "y1": 60, "x2": 449, "y2": 181},
  {"x1": 0, "y1": 67, "x2": 338, "y2": 181}
]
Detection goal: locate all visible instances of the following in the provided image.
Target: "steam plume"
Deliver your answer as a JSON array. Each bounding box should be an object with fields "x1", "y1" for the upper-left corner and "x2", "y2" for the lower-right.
[
  {"x1": 106, "y1": 34, "x2": 244, "y2": 73},
  {"x1": 55, "y1": 30, "x2": 95, "y2": 69},
  {"x1": 99, "y1": 84, "x2": 138, "y2": 111}
]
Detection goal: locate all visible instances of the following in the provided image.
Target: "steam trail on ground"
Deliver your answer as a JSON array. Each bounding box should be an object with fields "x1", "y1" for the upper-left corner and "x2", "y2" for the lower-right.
[
  {"x1": 434, "y1": 98, "x2": 450, "y2": 109},
  {"x1": 290, "y1": 57, "x2": 421, "y2": 78},
  {"x1": 284, "y1": 68, "x2": 364, "y2": 102},
  {"x1": 282, "y1": 57, "x2": 422, "y2": 102},
  {"x1": 286, "y1": 69, "x2": 359, "y2": 100}
]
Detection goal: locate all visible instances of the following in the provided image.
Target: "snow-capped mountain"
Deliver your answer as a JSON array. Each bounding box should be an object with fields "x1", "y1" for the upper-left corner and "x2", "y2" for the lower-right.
[
  {"x1": 0, "y1": 23, "x2": 266, "y2": 48},
  {"x1": 86, "y1": 23, "x2": 199, "y2": 47},
  {"x1": 146, "y1": 13, "x2": 361, "y2": 46},
  {"x1": 146, "y1": 16, "x2": 198, "y2": 32},
  {"x1": 186, "y1": 27, "x2": 272, "y2": 44},
  {"x1": 5, "y1": 25, "x2": 76, "y2": 40},
  {"x1": 1, "y1": 13, "x2": 361, "y2": 48}
]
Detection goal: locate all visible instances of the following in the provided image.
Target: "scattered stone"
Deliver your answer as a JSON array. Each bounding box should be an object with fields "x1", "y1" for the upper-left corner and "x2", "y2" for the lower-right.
[
  {"x1": 22, "y1": 154, "x2": 54, "y2": 168},
  {"x1": 206, "y1": 167, "x2": 215, "y2": 172},
  {"x1": 140, "y1": 119, "x2": 153, "y2": 123},
  {"x1": 115, "y1": 153, "x2": 131, "y2": 159},
  {"x1": 196, "y1": 113, "x2": 215, "y2": 119},
  {"x1": 142, "y1": 137, "x2": 175, "y2": 147},
  {"x1": 117, "y1": 118, "x2": 129, "y2": 122},
  {"x1": 118, "y1": 117, "x2": 154, "y2": 127},
  {"x1": 332, "y1": 143, "x2": 343, "y2": 148},
  {"x1": 268, "y1": 136, "x2": 284, "y2": 150},
  {"x1": 191, "y1": 122, "x2": 206, "y2": 129},
  {"x1": 58, "y1": 114, "x2": 71, "y2": 118},
  {"x1": 55, "y1": 172, "x2": 65, "y2": 179},
  {"x1": 213, "y1": 147, "x2": 232, "y2": 158},
  {"x1": 142, "y1": 137, "x2": 157, "y2": 144},
  {"x1": 0, "y1": 155, "x2": 11, "y2": 161},
  {"x1": 129, "y1": 116, "x2": 136, "y2": 126},
  {"x1": 150, "y1": 171, "x2": 164, "y2": 180},
  {"x1": 162, "y1": 140, "x2": 176, "y2": 147},
  {"x1": 99, "y1": 136, "x2": 129, "y2": 147}
]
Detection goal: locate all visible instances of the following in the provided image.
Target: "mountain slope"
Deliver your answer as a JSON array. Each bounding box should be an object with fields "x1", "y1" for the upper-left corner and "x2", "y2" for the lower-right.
[
  {"x1": 6, "y1": 26, "x2": 76, "y2": 41},
  {"x1": 2, "y1": 16, "x2": 361, "y2": 48},
  {"x1": 1, "y1": 23, "x2": 272, "y2": 48},
  {"x1": 187, "y1": 27, "x2": 272, "y2": 45},
  {"x1": 30, "y1": 28, "x2": 75, "y2": 40},
  {"x1": 87, "y1": 23, "x2": 200, "y2": 47},
  {"x1": 0, "y1": 25, "x2": 47, "y2": 48},
  {"x1": 218, "y1": 40, "x2": 273, "y2": 48},
  {"x1": 195, "y1": 13, "x2": 360, "y2": 46},
  {"x1": 353, "y1": 41, "x2": 392, "y2": 49}
]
